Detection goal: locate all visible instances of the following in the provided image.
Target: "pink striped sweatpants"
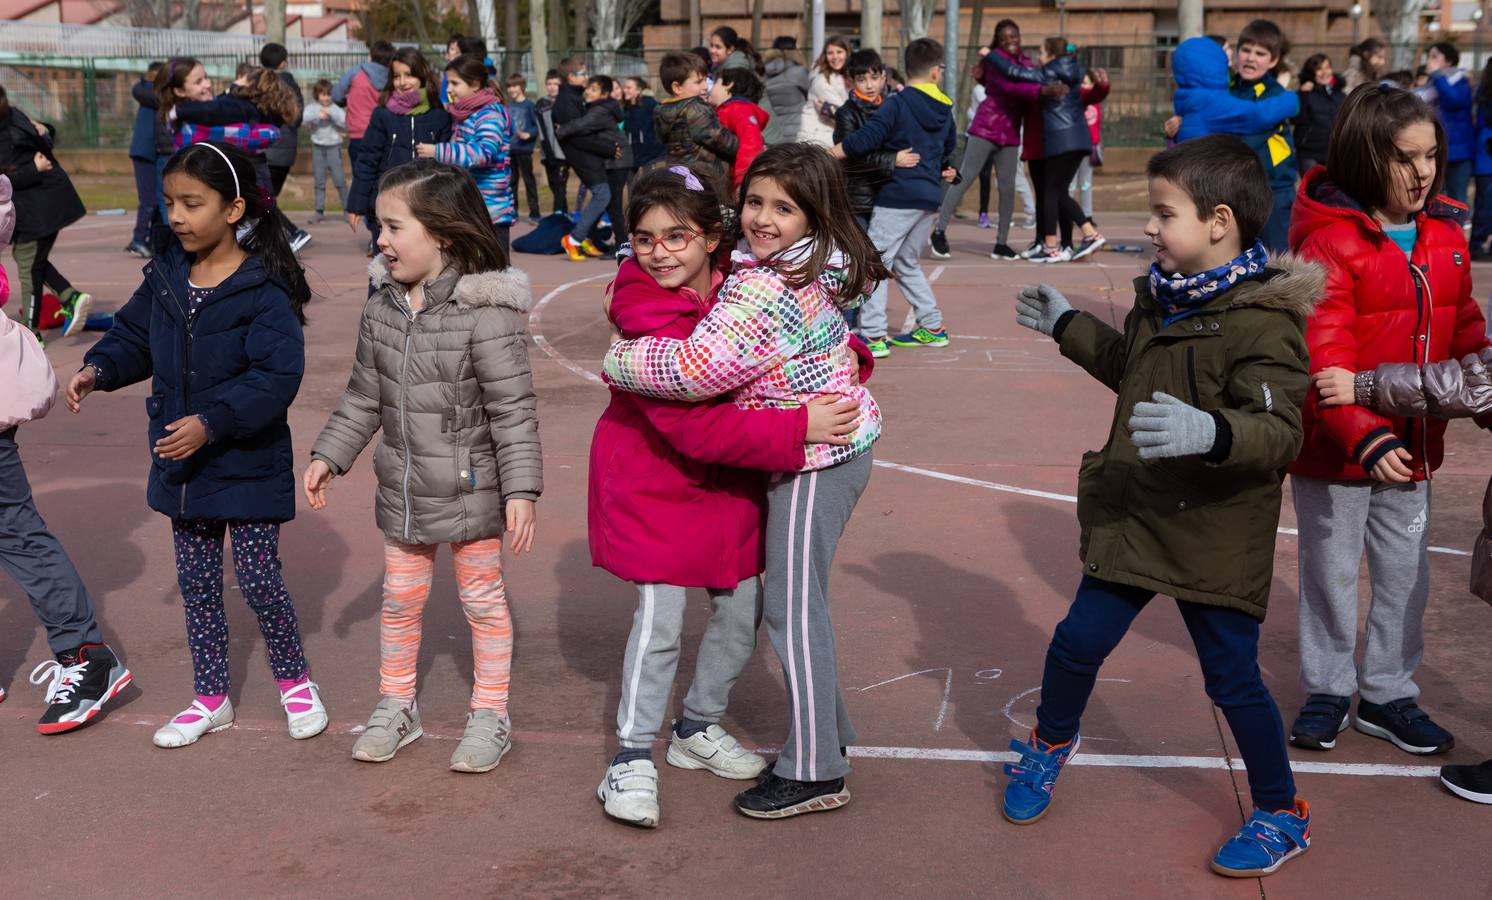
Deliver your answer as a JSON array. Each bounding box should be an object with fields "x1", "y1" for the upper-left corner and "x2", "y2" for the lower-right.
[{"x1": 380, "y1": 537, "x2": 513, "y2": 711}]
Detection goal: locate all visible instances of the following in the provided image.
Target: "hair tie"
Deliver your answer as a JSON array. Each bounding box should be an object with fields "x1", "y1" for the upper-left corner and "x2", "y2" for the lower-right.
[
  {"x1": 1379, "y1": 81, "x2": 1395, "y2": 94},
  {"x1": 195, "y1": 142, "x2": 240, "y2": 199},
  {"x1": 669, "y1": 165, "x2": 705, "y2": 192}
]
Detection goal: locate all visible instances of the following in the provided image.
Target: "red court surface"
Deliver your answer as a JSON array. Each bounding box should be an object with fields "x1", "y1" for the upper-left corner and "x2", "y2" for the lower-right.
[{"x1": 4, "y1": 212, "x2": 1491, "y2": 897}]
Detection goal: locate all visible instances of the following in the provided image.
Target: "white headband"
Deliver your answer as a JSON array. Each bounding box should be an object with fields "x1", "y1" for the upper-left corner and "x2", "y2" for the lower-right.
[{"x1": 195, "y1": 142, "x2": 240, "y2": 199}]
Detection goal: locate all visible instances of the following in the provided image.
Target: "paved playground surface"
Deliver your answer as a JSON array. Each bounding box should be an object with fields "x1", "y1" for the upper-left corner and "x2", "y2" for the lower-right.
[{"x1": 4, "y1": 211, "x2": 1491, "y2": 897}]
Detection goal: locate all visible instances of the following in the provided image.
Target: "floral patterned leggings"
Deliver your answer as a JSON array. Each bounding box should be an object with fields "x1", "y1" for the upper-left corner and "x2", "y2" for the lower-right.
[
  {"x1": 381, "y1": 537, "x2": 512, "y2": 712},
  {"x1": 173, "y1": 519, "x2": 309, "y2": 695}
]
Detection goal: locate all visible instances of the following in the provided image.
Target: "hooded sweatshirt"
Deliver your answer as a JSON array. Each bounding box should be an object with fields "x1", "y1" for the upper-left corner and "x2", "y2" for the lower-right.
[
  {"x1": 838, "y1": 82, "x2": 958, "y2": 210},
  {"x1": 715, "y1": 95, "x2": 769, "y2": 188},
  {"x1": 332, "y1": 60, "x2": 391, "y2": 140},
  {"x1": 1171, "y1": 37, "x2": 1300, "y2": 145}
]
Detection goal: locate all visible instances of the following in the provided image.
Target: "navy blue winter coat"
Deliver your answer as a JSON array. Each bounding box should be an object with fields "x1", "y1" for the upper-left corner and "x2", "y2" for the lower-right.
[
  {"x1": 838, "y1": 83, "x2": 958, "y2": 210},
  {"x1": 347, "y1": 105, "x2": 454, "y2": 216},
  {"x1": 83, "y1": 245, "x2": 305, "y2": 522},
  {"x1": 129, "y1": 78, "x2": 158, "y2": 162},
  {"x1": 1422, "y1": 68, "x2": 1476, "y2": 163}
]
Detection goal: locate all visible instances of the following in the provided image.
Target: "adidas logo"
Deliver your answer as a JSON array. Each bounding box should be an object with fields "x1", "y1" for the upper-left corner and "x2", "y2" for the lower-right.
[{"x1": 1408, "y1": 508, "x2": 1427, "y2": 534}]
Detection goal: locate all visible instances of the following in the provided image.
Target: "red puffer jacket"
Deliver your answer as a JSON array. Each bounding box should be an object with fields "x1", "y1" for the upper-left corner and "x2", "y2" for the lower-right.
[{"x1": 1288, "y1": 166, "x2": 1490, "y2": 481}]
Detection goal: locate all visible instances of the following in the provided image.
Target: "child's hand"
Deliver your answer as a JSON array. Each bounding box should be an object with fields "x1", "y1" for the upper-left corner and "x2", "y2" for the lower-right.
[
  {"x1": 979, "y1": 46, "x2": 991, "y2": 58},
  {"x1": 155, "y1": 415, "x2": 209, "y2": 460},
  {"x1": 806, "y1": 395, "x2": 860, "y2": 445},
  {"x1": 895, "y1": 149, "x2": 921, "y2": 168},
  {"x1": 828, "y1": 144, "x2": 847, "y2": 160},
  {"x1": 1163, "y1": 115, "x2": 1182, "y2": 139},
  {"x1": 1127, "y1": 392, "x2": 1216, "y2": 460},
  {"x1": 33, "y1": 152, "x2": 52, "y2": 173},
  {"x1": 304, "y1": 459, "x2": 334, "y2": 510},
  {"x1": 65, "y1": 367, "x2": 97, "y2": 413},
  {"x1": 347, "y1": 212, "x2": 363, "y2": 231},
  {"x1": 415, "y1": 143, "x2": 436, "y2": 158},
  {"x1": 506, "y1": 498, "x2": 536, "y2": 554},
  {"x1": 518, "y1": 130, "x2": 532, "y2": 140},
  {"x1": 1370, "y1": 447, "x2": 1414, "y2": 484},
  {"x1": 1015, "y1": 284, "x2": 1072, "y2": 336},
  {"x1": 942, "y1": 167, "x2": 957, "y2": 183},
  {"x1": 1300, "y1": 80, "x2": 1316, "y2": 92},
  {"x1": 1312, "y1": 367, "x2": 1357, "y2": 406},
  {"x1": 1092, "y1": 67, "x2": 1109, "y2": 85}
]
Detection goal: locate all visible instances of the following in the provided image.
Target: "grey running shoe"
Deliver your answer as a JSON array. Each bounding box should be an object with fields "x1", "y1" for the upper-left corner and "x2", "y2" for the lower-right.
[
  {"x1": 449, "y1": 708, "x2": 513, "y2": 773},
  {"x1": 352, "y1": 697, "x2": 422, "y2": 762}
]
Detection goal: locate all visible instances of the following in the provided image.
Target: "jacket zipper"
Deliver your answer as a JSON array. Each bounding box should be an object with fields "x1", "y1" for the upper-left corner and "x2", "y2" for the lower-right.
[
  {"x1": 395, "y1": 284, "x2": 425, "y2": 540},
  {"x1": 155, "y1": 270, "x2": 195, "y2": 516},
  {"x1": 1409, "y1": 262, "x2": 1433, "y2": 477},
  {"x1": 1185, "y1": 345, "x2": 1201, "y2": 407}
]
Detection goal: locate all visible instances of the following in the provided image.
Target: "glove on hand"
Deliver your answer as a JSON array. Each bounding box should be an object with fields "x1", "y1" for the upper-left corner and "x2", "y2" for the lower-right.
[
  {"x1": 1128, "y1": 392, "x2": 1216, "y2": 460},
  {"x1": 1015, "y1": 284, "x2": 1072, "y2": 336}
]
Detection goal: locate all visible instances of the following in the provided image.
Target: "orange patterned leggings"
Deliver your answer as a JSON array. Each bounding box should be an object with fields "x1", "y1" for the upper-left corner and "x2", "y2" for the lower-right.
[{"x1": 381, "y1": 537, "x2": 512, "y2": 711}]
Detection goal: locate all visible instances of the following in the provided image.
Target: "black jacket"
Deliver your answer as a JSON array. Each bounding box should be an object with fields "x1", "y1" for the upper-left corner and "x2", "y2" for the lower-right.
[
  {"x1": 552, "y1": 82, "x2": 607, "y2": 185},
  {"x1": 558, "y1": 98, "x2": 631, "y2": 171},
  {"x1": 265, "y1": 70, "x2": 304, "y2": 169},
  {"x1": 833, "y1": 92, "x2": 898, "y2": 217},
  {"x1": 1293, "y1": 77, "x2": 1345, "y2": 167},
  {"x1": 0, "y1": 108, "x2": 85, "y2": 243}
]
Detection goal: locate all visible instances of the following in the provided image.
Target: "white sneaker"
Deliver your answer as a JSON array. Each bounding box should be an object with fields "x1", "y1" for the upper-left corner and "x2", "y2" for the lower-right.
[
  {"x1": 666, "y1": 723, "x2": 768, "y2": 780},
  {"x1": 1018, "y1": 241, "x2": 1045, "y2": 259},
  {"x1": 280, "y1": 680, "x2": 328, "y2": 740},
  {"x1": 153, "y1": 697, "x2": 235, "y2": 748},
  {"x1": 597, "y1": 759, "x2": 660, "y2": 828},
  {"x1": 1031, "y1": 246, "x2": 1073, "y2": 264}
]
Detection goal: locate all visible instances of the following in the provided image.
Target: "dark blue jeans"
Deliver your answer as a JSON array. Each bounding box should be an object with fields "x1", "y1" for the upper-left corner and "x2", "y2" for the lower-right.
[
  {"x1": 1036, "y1": 575, "x2": 1296, "y2": 812},
  {"x1": 1445, "y1": 158, "x2": 1473, "y2": 206},
  {"x1": 1260, "y1": 184, "x2": 1294, "y2": 257},
  {"x1": 130, "y1": 157, "x2": 157, "y2": 245},
  {"x1": 1473, "y1": 174, "x2": 1492, "y2": 252},
  {"x1": 570, "y1": 179, "x2": 611, "y2": 244}
]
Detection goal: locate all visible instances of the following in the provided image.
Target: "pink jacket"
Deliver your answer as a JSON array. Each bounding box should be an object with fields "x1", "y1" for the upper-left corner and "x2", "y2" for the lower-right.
[
  {"x1": 589, "y1": 258, "x2": 808, "y2": 589},
  {"x1": 0, "y1": 309, "x2": 58, "y2": 431},
  {"x1": 972, "y1": 50, "x2": 1041, "y2": 147}
]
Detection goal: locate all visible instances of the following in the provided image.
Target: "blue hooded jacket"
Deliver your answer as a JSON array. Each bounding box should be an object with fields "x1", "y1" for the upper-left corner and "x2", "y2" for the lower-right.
[
  {"x1": 839, "y1": 83, "x2": 958, "y2": 210},
  {"x1": 1418, "y1": 67, "x2": 1476, "y2": 163},
  {"x1": 1172, "y1": 37, "x2": 1299, "y2": 144},
  {"x1": 83, "y1": 245, "x2": 305, "y2": 523},
  {"x1": 1476, "y1": 94, "x2": 1492, "y2": 177}
]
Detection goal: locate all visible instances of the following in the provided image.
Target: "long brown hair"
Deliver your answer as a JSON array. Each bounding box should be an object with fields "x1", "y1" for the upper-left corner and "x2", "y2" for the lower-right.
[
  {"x1": 155, "y1": 56, "x2": 204, "y2": 125},
  {"x1": 377, "y1": 159, "x2": 507, "y2": 274},
  {"x1": 239, "y1": 67, "x2": 301, "y2": 126},
  {"x1": 1327, "y1": 84, "x2": 1447, "y2": 216},
  {"x1": 626, "y1": 163, "x2": 734, "y2": 270},
  {"x1": 736, "y1": 143, "x2": 890, "y2": 307},
  {"x1": 378, "y1": 47, "x2": 442, "y2": 108},
  {"x1": 815, "y1": 34, "x2": 851, "y2": 79}
]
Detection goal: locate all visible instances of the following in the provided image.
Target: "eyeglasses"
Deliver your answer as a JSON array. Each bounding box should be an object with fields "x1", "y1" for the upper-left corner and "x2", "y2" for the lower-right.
[{"x1": 631, "y1": 229, "x2": 702, "y2": 255}]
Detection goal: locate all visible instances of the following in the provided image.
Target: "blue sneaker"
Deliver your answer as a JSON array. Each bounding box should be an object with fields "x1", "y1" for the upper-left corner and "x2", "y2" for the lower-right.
[
  {"x1": 1001, "y1": 731, "x2": 1080, "y2": 824},
  {"x1": 1210, "y1": 800, "x2": 1311, "y2": 877}
]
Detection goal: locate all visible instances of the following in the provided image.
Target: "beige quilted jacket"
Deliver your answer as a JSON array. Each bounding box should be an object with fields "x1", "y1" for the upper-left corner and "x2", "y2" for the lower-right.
[{"x1": 311, "y1": 258, "x2": 542, "y2": 545}]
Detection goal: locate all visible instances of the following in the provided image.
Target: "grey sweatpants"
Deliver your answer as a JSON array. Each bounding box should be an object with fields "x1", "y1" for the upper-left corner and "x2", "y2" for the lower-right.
[
  {"x1": 1292, "y1": 476, "x2": 1431, "y2": 703},
  {"x1": 311, "y1": 143, "x2": 348, "y2": 214},
  {"x1": 861, "y1": 207, "x2": 943, "y2": 339},
  {"x1": 0, "y1": 427, "x2": 103, "y2": 654},
  {"x1": 935, "y1": 137, "x2": 1024, "y2": 245},
  {"x1": 616, "y1": 577, "x2": 762, "y2": 749},
  {"x1": 764, "y1": 450, "x2": 872, "y2": 782}
]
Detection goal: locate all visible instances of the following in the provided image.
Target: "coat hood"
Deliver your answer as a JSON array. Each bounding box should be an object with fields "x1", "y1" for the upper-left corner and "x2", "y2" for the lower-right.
[
  {"x1": 763, "y1": 55, "x2": 801, "y2": 76},
  {"x1": 1172, "y1": 36, "x2": 1230, "y2": 91},
  {"x1": 368, "y1": 257, "x2": 534, "y2": 313},
  {"x1": 361, "y1": 61, "x2": 390, "y2": 90},
  {"x1": 607, "y1": 257, "x2": 722, "y2": 338},
  {"x1": 900, "y1": 83, "x2": 954, "y2": 133},
  {"x1": 1290, "y1": 165, "x2": 1467, "y2": 247}
]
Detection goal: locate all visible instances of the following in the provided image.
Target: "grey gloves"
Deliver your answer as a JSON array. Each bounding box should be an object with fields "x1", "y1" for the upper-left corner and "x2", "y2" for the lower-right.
[
  {"x1": 1015, "y1": 284, "x2": 1072, "y2": 336},
  {"x1": 1128, "y1": 392, "x2": 1217, "y2": 460}
]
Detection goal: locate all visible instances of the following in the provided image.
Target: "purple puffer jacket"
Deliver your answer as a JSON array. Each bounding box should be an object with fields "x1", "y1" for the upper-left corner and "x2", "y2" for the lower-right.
[{"x1": 970, "y1": 49, "x2": 1043, "y2": 146}]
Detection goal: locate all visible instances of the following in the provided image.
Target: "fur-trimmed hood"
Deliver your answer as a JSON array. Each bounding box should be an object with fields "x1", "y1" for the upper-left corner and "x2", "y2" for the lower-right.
[{"x1": 368, "y1": 256, "x2": 534, "y2": 313}]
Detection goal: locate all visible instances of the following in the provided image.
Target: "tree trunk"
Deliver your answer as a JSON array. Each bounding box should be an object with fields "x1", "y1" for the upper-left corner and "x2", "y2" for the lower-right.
[
  {"x1": 467, "y1": 0, "x2": 482, "y2": 36},
  {"x1": 861, "y1": 0, "x2": 882, "y2": 53},
  {"x1": 573, "y1": 0, "x2": 589, "y2": 57},
  {"x1": 505, "y1": 0, "x2": 520, "y2": 70},
  {"x1": 550, "y1": 0, "x2": 568, "y2": 57},
  {"x1": 264, "y1": 0, "x2": 286, "y2": 41},
  {"x1": 410, "y1": 0, "x2": 432, "y2": 50},
  {"x1": 1373, "y1": 0, "x2": 1428, "y2": 70},
  {"x1": 955, "y1": 0, "x2": 984, "y2": 123},
  {"x1": 688, "y1": 0, "x2": 701, "y2": 48},
  {"x1": 476, "y1": 0, "x2": 497, "y2": 48},
  {"x1": 751, "y1": 0, "x2": 765, "y2": 49},
  {"x1": 530, "y1": 0, "x2": 550, "y2": 76}
]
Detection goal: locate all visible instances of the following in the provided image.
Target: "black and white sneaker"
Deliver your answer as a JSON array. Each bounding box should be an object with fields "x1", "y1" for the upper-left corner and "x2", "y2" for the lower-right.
[
  {"x1": 1441, "y1": 758, "x2": 1492, "y2": 804},
  {"x1": 990, "y1": 243, "x2": 1019, "y2": 259},
  {"x1": 734, "y1": 771, "x2": 850, "y2": 819},
  {"x1": 30, "y1": 643, "x2": 132, "y2": 735},
  {"x1": 928, "y1": 230, "x2": 952, "y2": 259},
  {"x1": 1289, "y1": 694, "x2": 1351, "y2": 750},
  {"x1": 1355, "y1": 697, "x2": 1454, "y2": 755},
  {"x1": 290, "y1": 229, "x2": 313, "y2": 254},
  {"x1": 1069, "y1": 235, "x2": 1107, "y2": 260}
]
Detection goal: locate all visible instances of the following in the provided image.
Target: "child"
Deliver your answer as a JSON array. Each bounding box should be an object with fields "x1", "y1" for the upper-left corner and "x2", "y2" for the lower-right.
[
  {"x1": 306, "y1": 78, "x2": 348, "y2": 225},
  {"x1": 418, "y1": 54, "x2": 516, "y2": 258},
  {"x1": 1230, "y1": 20, "x2": 1300, "y2": 254},
  {"x1": 1474, "y1": 60, "x2": 1492, "y2": 258},
  {"x1": 554, "y1": 74, "x2": 627, "y2": 261},
  {"x1": 621, "y1": 76, "x2": 665, "y2": 170},
  {"x1": 1170, "y1": 36, "x2": 1301, "y2": 144},
  {"x1": 1286, "y1": 86, "x2": 1489, "y2": 757},
  {"x1": 127, "y1": 61, "x2": 164, "y2": 258},
  {"x1": 1072, "y1": 72, "x2": 1103, "y2": 219},
  {"x1": 347, "y1": 48, "x2": 453, "y2": 251},
  {"x1": 304, "y1": 159, "x2": 541, "y2": 773},
  {"x1": 833, "y1": 37, "x2": 957, "y2": 358},
  {"x1": 591, "y1": 164, "x2": 862, "y2": 827},
  {"x1": 653, "y1": 52, "x2": 739, "y2": 184},
  {"x1": 66, "y1": 142, "x2": 325, "y2": 749},
  {"x1": 833, "y1": 48, "x2": 907, "y2": 228},
  {"x1": 0, "y1": 175, "x2": 132, "y2": 731},
  {"x1": 535, "y1": 70, "x2": 570, "y2": 216},
  {"x1": 1417, "y1": 42, "x2": 1475, "y2": 204},
  {"x1": 708, "y1": 67, "x2": 769, "y2": 189},
  {"x1": 504, "y1": 74, "x2": 542, "y2": 223},
  {"x1": 604, "y1": 144, "x2": 888, "y2": 818},
  {"x1": 1310, "y1": 350, "x2": 1492, "y2": 803},
  {"x1": 1006, "y1": 134, "x2": 1320, "y2": 877}
]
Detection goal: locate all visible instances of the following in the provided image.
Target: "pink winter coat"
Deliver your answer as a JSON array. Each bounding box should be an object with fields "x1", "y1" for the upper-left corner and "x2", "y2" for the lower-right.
[
  {"x1": 588, "y1": 258, "x2": 809, "y2": 590},
  {"x1": 971, "y1": 49, "x2": 1042, "y2": 147},
  {"x1": 0, "y1": 309, "x2": 59, "y2": 431}
]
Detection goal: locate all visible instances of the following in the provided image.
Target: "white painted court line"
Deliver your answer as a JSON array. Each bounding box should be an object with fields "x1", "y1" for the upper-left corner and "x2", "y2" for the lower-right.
[
  {"x1": 848, "y1": 746, "x2": 1441, "y2": 778},
  {"x1": 872, "y1": 459, "x2": 1474, "y2": 558},
  {"x1": 529, "y1": 272, "x2": 613, "y2": 385}
]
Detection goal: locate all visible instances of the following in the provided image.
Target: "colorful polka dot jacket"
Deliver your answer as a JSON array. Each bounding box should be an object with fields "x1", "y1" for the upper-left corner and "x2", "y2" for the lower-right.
[{"x1": 603, "y1": 241, "x2": 881, "y2": 471}]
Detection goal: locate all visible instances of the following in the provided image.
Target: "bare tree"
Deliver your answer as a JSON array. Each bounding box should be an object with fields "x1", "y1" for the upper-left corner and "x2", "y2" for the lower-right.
[
  {"x1": 751, "y1": 0, "x2": 764, "y2": 49},
  {"x1": 409, "y1": 0, "x2": 432, "y2": 49},
  {"x1": 573, "y1": 0, "x2": 589, "y2": 54},
  {"x1": 505, "y1": 0, "x2": 520, "y2": 69},
  {"x1": 590, "y1": 0, "x2": 651, "y2": 52},
  {"x1": 1373, "y1": 0, "x2": 1428, "y2": 69},
  {"x1": 900, "y1": 0, "x2": 936, "y2": 43},
  {"x1": 265, "y1": 0, "x2": 286, "y2": 42},
  {"x1": 688, "y1": 0, "x2": 701, "y2": 48},
  {"x1": 530, "y1": 0, "x2": 550, "y2": 76}
]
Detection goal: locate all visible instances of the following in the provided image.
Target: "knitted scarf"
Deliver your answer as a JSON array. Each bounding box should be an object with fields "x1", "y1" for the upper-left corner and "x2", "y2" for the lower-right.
[
  {"x1": 448, "y1": 88, "x2": 500, "y2": 123},
  {"x1": 386, "y1": 88, "x2": 430, "y2": 116},
  {"x1": 1149, "y1": 240, "x2": 1269, "y2": 326}
]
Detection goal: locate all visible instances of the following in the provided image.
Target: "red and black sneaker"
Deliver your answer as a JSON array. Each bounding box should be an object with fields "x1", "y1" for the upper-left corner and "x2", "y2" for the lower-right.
[{"x1": 29, "y1": 643, "x2": 132, "y2": 735}]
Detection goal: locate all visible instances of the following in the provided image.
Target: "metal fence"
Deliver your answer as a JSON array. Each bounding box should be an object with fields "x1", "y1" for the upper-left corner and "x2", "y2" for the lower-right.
[{"x1": 2, "y1": 24, "x2": 1486, "y2": 151}]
